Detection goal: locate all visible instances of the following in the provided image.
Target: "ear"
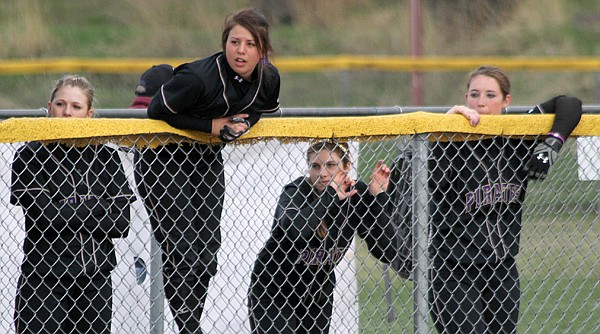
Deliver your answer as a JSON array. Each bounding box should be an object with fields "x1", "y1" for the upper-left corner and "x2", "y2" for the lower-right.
[
  {"x1": 342, "y1": 162, "x2": 352, "y2": 173},
  {"x1": 46, "y1": 101, "x2": 54, "y2": 117},
  {"x1": 87, "y1": 108, "x2": 94, "y2": 118},
  {"x1": 503, "y1": 94, "x2": 512, "y2": 108}
]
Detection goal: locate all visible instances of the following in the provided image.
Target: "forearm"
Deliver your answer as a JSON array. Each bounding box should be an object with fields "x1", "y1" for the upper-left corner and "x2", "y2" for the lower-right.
[
  {"x1": 84, "y1": 198, "x2": 131, "y2": 238},
  {"x1": 147, "y1": 95, "x2": 212, "y2": 133},
  {"x1": 22, "y1": 194, "x2": 100, "y2": 232},
  {"x1": 149, "y1": 110, "x2": 212, "y2": 133},
  {"x1": 549, "y1": 96, "x2": 583, "y2": 140},
  {"x1": 536, "y1": 95, "x2": 583, "y2": 140},
  {"x1": 362, "y1": 193, "x2": 397, "y2": 263},
  {"x1": 278, "y1": 187, "x2": 339, "y2": 240}
]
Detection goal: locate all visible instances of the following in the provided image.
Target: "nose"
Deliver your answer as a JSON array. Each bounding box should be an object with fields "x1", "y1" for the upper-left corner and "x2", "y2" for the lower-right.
[
  {"x1": 477, "y1": 96, "x2": 486, "y2": 107},
  {"x1": 63, "y1": 105, "x2": 73, "y2": 117},
  {"x1": 237, "y1": 42, "x2": 246, "y2": 54}
]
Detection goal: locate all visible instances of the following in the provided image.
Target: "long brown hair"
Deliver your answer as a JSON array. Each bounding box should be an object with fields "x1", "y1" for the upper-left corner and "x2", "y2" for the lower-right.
[
  {"x1": 466, "y1": 65, "x2": 511, "y2": 100},
  {"x1": 221, "y1": 8, "x2": 273, "y2": 72},
  {"x1": 306, "y1": 140, "x2": 351, "y2": 169},
  {"x1": 307, "y1": 140, "x2": 351, "y2": 239}
]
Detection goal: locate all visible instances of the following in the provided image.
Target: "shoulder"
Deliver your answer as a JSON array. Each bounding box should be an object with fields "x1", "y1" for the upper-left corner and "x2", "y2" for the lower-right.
[
  {"x1": 262, "y1": 63, "x2": 281, "y2": 86},
  {"x1": 15, "y1": 142, "x2": 46, "y2": 159},
  {"x1": 16, "y1": 141, "x2": 40, "y2": 153},
  {"x1": 280, "y1": 177, "x2": 315, "y2": 200},
  {"x1": 171, "y1": 53, "x2": 221, "y2": 86},
  {"x1": 177, "y1": 53, "x2": 221, "y2": 75},
  {"x1": 283, "y1": 177, "x2": 309, "y2": 191},
  {"x1": 97, "y1": 144, "x2": 119, "y2": 155},
  {"x1": 93, "y1": 145, "x2": 124, "y2": 164}
]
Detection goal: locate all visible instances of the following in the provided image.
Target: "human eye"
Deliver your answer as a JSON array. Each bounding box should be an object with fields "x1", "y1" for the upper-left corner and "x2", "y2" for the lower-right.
[
  {"x1": 325, "y1": 162, "x2": 339, "y2": 170},
  {"x1": 247, "y1": 41, "x2": 256, "y2": 48},
  {"x1": 469, "y1": 92, "x2": 480, "y2": 99},
  {"x1": 487, "y1": 93, "x2": 497, "y2": 99},
  {"x1": 310, "y1": 163, "x2": 321, "y2": 171}
]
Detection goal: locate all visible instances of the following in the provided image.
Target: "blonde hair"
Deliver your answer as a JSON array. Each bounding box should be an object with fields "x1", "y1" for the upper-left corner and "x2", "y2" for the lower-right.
[{"x1": 49, "y1": 75, "x2": 96, "y2": 111}]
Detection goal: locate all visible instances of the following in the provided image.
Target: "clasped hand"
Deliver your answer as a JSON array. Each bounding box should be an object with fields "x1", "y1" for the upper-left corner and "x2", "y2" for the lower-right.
[
  {"x1": 329, "y1": 160, "x2": 391, "y2": 200},
  {"x1": 330, "y1": 172, "x2": 357, "y2": 201},
  {"x1": 212, "y1": 113, "x2": 250, "y2": 142}
]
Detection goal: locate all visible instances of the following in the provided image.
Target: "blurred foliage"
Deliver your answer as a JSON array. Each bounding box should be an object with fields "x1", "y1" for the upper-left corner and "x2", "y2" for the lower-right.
[{"x1": 0, "y1": 0, "x2": 599, "y2": 109}]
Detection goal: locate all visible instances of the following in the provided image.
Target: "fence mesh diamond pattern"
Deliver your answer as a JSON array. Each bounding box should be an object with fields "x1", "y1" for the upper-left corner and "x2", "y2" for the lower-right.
[{"x1": 0, "y1": 133, "x2": 597, "y2": 334}]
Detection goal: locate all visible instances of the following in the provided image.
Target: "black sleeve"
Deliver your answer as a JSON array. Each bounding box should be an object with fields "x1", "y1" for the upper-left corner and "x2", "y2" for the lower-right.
[
  {"x1": 386, "y1": 152, "x2": 414, "y2": 277},
  {"x1": 531, "y1": 95, "x2": 583, "y2": 140},
  {"x1": 258, "y1": 67, "x2": 281, "y2": 114},
  {"x1": 245, "y1": 112, "x2": 262, "y2": 128},
  {"x1": 274, "y1": 182, "x2": 339, "y2": 242},
  {"x1": 356, "y1": 190, "x2": 398, "y2": 264},
  {"x1": 83, "y1": 148, "x2": 134, "y2": 239},
  {"x1": 84, "y1": 197, "x2": 131, "y2": 239},
  {"x1": 245, "y1": 68, "x2": 281, "y2": 128},
  {"x1": 428, "y1": 142, "x2": 454, "y2": 229},
  {"x1": 147, "y1": 65, "x2": 213, "y2": 133},
  {"x1": 10, "y1": 146, "x2": 108, "y2": 232}
]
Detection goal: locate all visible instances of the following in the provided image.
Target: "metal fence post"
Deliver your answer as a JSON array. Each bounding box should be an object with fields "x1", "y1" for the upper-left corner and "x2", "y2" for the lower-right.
[
  {"x1": 150, "y1": 236, "x2": 164, "y2": 334},
  {"x1": 411, "y1": 134, "x2": 430, "y2": 334}
]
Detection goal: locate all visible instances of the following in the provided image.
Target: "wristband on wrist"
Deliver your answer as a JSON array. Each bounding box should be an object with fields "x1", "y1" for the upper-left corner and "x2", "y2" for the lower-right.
[{"x1": 548, "y1": 132, "x2": 565, "y2": 144}]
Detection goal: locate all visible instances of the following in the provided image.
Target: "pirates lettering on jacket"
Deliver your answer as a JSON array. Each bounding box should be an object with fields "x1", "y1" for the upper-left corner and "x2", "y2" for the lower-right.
[
  {"x1": 296, "y1": 247, "x2": 345, "y2": 266},
  {"x1": 59, "y1": 194, "x2": 99, "y2": 205},
  {"x1": 465, "y1": 182, "x2": 522, "y2": 212}
]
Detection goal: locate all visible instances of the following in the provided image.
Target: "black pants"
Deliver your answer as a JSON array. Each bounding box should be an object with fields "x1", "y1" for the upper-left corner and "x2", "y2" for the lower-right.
[
  {"x1": 429, "y1": 257, "x2": 520, "y2": 334},
  {"x1": 136, "y1": 143, "x2": 224, "y2": 334},
  {"x1": 14, "y1": 272, "x2": 112, "y2": 334},
  {"x1": 248, "y1": 292, "x2": 333, "y2": 334}
]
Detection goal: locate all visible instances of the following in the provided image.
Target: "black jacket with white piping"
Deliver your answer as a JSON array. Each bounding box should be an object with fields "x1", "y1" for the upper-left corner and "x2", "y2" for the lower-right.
[{"x1": 11, "y1": 142, "x2": 135, "y2": 277}]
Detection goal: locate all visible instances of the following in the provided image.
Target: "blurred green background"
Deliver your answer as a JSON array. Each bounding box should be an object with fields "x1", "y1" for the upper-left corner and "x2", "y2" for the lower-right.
[{"x1": 0, "y1": 0, "x2": 599, "y2": 109}]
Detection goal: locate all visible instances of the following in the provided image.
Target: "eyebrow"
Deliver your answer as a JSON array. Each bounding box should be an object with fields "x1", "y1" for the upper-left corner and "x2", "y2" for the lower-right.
[{"x1": 469, "y1": 89, "x2": 497, "y2": 94}]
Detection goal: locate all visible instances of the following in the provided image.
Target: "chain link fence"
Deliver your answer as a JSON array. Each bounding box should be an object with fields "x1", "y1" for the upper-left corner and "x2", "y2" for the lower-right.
[{"x1": 0, "y1": 117, "x2": 598, "y2": 333}]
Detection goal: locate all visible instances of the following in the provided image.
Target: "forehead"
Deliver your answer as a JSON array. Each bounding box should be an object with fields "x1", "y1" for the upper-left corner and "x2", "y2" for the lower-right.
[
  {"x1": 308, "y1": 149, "x2": 341, "y2": 163},
  {"x1": 468, "y1": 75, "x2": 501, "y2": 92},
  {"x1": 52, "y1": 85, "x2": 88, "y2": 103},
  {"x1": 228, "y1": 24, "x2": 253, "y2": 40}
]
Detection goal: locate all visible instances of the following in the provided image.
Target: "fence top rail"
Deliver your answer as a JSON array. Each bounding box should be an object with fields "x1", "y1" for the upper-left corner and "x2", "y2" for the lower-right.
[
  {"x1": 1, "y1": 56, "x2": 600, "y2": 74},
  {"x1": 1, "y1": 105, "x2": 600, "y2": 119},
  {"x1": 1, "y1": 112, "x2": 600, "y2": 146}
]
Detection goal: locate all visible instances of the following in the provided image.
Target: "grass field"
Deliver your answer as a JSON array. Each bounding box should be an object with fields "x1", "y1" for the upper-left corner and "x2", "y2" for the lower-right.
[{"x1": 353, "y1": 138, "x2": 599, "y2": 333}]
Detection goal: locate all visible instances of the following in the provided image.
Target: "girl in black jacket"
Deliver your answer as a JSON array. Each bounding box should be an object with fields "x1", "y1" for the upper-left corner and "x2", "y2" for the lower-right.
[
  {"x1": 10, "y1": 75, "x2": 134, "y2": 334},
  {"x1": 137, "y1": 8, "x2": 280, "y2": 333},
  {"x1": 429, "y1": 66, "x2": 582, "y2": 334},
  {"x1": 248, "y1": 140, "x2": 397, "y2": 334}
]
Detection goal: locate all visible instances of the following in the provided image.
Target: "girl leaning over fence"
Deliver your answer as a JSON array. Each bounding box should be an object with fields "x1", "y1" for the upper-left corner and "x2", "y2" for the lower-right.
[
  {"x1": 136, "y1": 7, "x2": 280, "y2": 334},
  {"x1": 248, "y1": 139, "x2": 397, "y2": 334},
  {"x1": 10, "y1": 75, "x2": 135, "y2": 334},
  {"x1": 424, "y1": 65, "x2": 583, "y2": 334}
]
